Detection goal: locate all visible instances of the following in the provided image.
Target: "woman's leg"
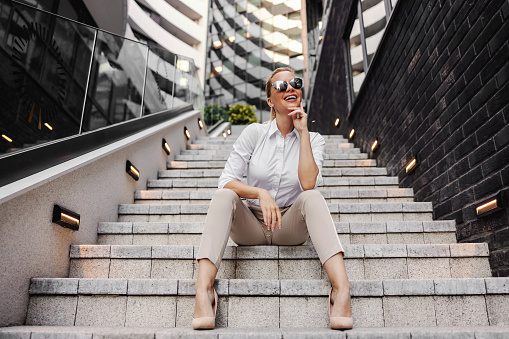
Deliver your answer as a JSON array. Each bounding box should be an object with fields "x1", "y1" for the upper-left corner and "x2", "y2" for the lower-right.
[
  {"x1": 272, "y1": 190, "x2": 351, "y2": 319},
  {"x1": 194, "y1": 189, "x2": 268, "y2": 320}
]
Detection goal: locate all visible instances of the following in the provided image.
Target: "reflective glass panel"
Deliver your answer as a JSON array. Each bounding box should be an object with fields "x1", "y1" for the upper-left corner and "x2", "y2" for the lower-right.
[{"x1": 82, "y1": 31, "x2": 147, "y2": 131}]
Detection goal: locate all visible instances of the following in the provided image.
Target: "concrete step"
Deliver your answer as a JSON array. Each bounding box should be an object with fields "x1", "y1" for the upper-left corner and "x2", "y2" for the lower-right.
[
  {"x1": 135, "y1": 188, "x2": 413, "y2": 202},
  {"x1": 169, "y1": 159, "x2": 377, "y2": 169},
  {"x1": 181, "y1": 148, "x2": 362, "y2": 155},
  {"x1": 117, "y1": 202, "x2": 433, "y2": 223},
  {"x1": 3, "y1": 326, "x2": 509, "y2": 339},
  {"x1": 188, "y1": 141, "x2": 351, "y2": 148},
  {"x1": 25, "y1": 278, "x2": 509, "y2": 328},
  {"x1": 67, "y1": 243, "x2": 491, "y2": 280},
  {"x1": 174, "y1": 152, "x2": 366, "y2": 162},
  {"x1": 146, "y1": 177, "x2": 400, "y2": 189},
  {"x1": 97, "y1": 220, "x2": 458, "y2": 246},
  {"x1": 157, "y1": 168, "x2": 390, "y2": 178}
]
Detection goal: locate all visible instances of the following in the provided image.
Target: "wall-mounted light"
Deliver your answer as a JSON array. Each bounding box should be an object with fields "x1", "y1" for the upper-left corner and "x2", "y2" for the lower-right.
[
  {"x1": 371, "y1": 139, "x2": 379, "y2": 152},
  {"x1": 184, "y1": 127, "x2": 191, "y2": 140},
  {"x1": 126, "y1": 160, "x2": 140, "y2": 181},
  {"x1": 214, "y1": 66, "x2": 223, "y2": 74},
  {"x1": 223, "y1": 132, "x2": 227, "y2": 139},
  {"x1": 334, "y1": 118, "x2": 340, "y2": 127},
  {"x1": 228, "y1": 36, "x2": 235, "y2": 43},
  {"x1": 212, "y1": 40, "x2": 223, "y2": 49},
  {"x1": 476, "y1": 191, "x2": 506, "y2": 217},
  {"x1": 2, "y1": 134, "x2": 12, "y2": 142},
  {"x1": 227, "y1": 128, "x2": 231, "y2": 135},
  {"x1": 198, "y1": 118, "x2": 204, "y2": 129},
  {"x1": 349, "y1": 129, "x2": 355, "y2": 140},
  {"x1": 405, "y1": 154, "x2": 420, "y2": 174},
  {"x1": 162, "y1": 138, "x2": 171, "y2": 155},
  {"x1": 44, "y1": 123, "x2": 53, "y2": 131},
  {"x1": 52, "y1": 205, "x2": 80, "y2": 230}
]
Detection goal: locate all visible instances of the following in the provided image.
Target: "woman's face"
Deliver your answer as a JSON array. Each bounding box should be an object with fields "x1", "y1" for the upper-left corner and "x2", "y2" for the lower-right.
[{"x1": 267, "y1": 71, "x2": 301, "y2": 115}]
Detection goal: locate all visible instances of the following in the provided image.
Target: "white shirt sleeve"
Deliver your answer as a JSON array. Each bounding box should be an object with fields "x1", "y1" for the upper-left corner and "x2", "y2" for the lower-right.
[
  {"x1": 299, "y1": 132, "x2": 325, "y2": 190},
  {"x1": 218, "y1": 124, "x2": 259, "y2": 189}
]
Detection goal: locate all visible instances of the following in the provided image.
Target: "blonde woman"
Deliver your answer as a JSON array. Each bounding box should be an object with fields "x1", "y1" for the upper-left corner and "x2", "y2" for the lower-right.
[{"x1": 193, "y1": 67, "x2": 352, "y2": 330}]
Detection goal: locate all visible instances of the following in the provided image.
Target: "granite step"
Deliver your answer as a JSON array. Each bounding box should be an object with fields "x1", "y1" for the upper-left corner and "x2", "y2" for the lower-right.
[
  {"x1": 157, "y1": 168, "x2": 389, "y2": 178},
  {"x1": 181, "y1": 148, "x2": 362, "y2": 155},
  {"x1": 3, "y1": 326, "x2": 509, "y2": 339},
  {"x1": 134, "y1": 187, "x2": 414, "y2": 204},
  {"x1": 169, "y1": 159, "x2": 377, "y2": 169},
  {"x1": 188, "y1": 140, "x2": 351, "y2": 147},
  {"x1": 67, "y1": 243, "x2": 491, "y2": 280},
  {"x1": 96, "y1": 221, "x2": 458, "y2": 246},
  {"x1": 25, "y1": 278, "x2": 509, "y2": 328},
  {"x1": 146, "y1": 177, "x2": 400, "y2": 189},
  {"x1": 117, "y1": 202, "x2": 433, "y2": 223},
  {"x1": 174, "y1": 152, "x2": 364, "y2": 162}
]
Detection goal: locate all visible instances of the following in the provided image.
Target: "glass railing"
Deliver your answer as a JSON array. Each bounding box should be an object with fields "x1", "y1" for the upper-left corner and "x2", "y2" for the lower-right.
[{"x1": 0, "y1": 0, "x2": 204, "y2": 155}]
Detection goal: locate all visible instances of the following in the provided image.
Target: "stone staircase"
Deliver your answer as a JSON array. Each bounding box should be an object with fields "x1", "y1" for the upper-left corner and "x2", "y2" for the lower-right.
[{"x1": 2, "y1": 134, "x2": 509, "y2": 338}]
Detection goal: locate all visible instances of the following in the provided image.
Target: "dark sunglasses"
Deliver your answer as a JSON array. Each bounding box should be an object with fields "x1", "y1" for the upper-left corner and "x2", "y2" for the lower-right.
[{"x1": 271, "y1": 78, "x2": 303, "y2": 92}]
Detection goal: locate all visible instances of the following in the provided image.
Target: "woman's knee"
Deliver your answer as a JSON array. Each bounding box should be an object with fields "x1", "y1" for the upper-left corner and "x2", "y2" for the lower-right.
[
  {"x1": 211, "y1": 188, "x2": 239, "y2": 206},
  {"x1": 298, "y1": 189, "x2": 324, "y2": 202}
]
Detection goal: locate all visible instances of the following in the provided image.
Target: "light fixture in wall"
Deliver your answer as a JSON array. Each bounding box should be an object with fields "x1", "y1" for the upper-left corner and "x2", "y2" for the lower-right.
[
  {"x1": 334, "y1": 118, "x2": 340, "y2": 128},
  {"x1": 212, "y1": 40, "x2": 223, "y2": 49},
  {"x1": 126, "y1": 160, "x2": 140, "y2": 181},
  {"x1": 349, "y1": 129, "x2": 355, "y2": 140},
  {"x1": 214, "y1": 66, "x2": 223, "y2": 74},
  {"x1": 476, "y1": 191, "x2": 507, "y2": 217},
  {"x1": 371, "y1": 139, "x2": 379, "y2": 152},
  {"x1": 2, "y1": 134, "x2": 12, "y2": 142},
  {"x1": 52, "y1": 205, "x2": 80, "y2": 230},
  {"x1": 198, "y1": 118, "x2": 204, "y2": 129},
  {"x1": 227, "y1": 128, "x2": 231, "y2": 135},
  {"x1": 44, "y1": 123, "x2": 53, "y2": 131},
  {"x1": 223, "y1": 131, "x2": 227, "y2": 139},
  {"x1": 405, "y1": 154, "x2": 420, "y2": 174},
  {"x1": 184, "y1": 126, "x2": 191, "y2": 140},
  {"x1": 162, "y1": 138, "x2": 171, "y2": 155},
  {"x1": 228, "y1": 36, "x2": 235, "y2": 43}
]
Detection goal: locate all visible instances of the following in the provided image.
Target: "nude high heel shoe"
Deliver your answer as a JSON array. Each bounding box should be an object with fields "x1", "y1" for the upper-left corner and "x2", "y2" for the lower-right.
[
  {"x1": 192, "y1": 288, "x2": 218, "y2": 330},
  {"x1": 329, "y1": 288, "x2": 353, "y2": 330}
]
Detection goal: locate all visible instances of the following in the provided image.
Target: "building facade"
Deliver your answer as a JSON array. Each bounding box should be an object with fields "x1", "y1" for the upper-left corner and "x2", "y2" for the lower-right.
[{"x1": 204, "y1": 0, "x2": 305, "y2": 122}]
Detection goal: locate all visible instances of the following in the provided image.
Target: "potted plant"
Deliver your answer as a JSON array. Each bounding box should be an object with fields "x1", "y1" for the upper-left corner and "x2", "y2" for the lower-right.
[{"x1": 227, "y1": 104, "x2": 259, "y2": 135}]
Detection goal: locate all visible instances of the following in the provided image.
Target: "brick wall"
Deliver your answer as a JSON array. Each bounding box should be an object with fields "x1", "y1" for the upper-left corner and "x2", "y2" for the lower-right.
[{"x1": 310, "y1": 0, "x2": 509, "y2": 276}]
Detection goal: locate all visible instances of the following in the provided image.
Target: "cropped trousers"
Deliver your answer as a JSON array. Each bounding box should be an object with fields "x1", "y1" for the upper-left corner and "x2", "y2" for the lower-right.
[{"x1": 196, "y1": 188, "x2": 344, "y2": 269}]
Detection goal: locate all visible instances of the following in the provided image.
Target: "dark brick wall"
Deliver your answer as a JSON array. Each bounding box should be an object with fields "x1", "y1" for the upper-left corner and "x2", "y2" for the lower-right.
[{"x1": 310, "y1": 0, "x2": 509, "y2": 276}]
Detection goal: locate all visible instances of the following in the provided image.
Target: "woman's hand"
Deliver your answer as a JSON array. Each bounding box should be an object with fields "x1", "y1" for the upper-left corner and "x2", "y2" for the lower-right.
[
  {"x1": 258, "y1": 189, "x2": 282, "y2": 231},
  {"x1": 288, "y1": 101, "x2": 308, "y2": 134}
]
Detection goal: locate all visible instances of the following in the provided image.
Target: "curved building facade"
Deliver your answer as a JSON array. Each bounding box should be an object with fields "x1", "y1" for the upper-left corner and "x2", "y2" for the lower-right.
[{"x1": 205, "y1": 0, "x2": 305, "y2": 122}]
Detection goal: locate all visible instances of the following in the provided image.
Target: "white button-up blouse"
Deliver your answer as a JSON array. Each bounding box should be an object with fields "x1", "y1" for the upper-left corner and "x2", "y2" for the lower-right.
[{"x1": 218, "y1": 119, "x2": 325, "y2": 207}]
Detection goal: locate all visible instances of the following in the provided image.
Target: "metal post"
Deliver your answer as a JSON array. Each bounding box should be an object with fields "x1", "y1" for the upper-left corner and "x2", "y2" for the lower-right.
[
  {"x1": 171, "y1": 55, "x2": 177, "y2": 109},
  {"x1": 79, "y1": 29, "x2": 98, "y2": 134},
  {"x1": 140, "y1": 45, "x2": 150, "y2": 117},
  {"x1": 357, "y1": 1, "x2": 369, "y2": 74},
  {"x1": 383, "y1": 0, "x2": 392, "y2": 22}
]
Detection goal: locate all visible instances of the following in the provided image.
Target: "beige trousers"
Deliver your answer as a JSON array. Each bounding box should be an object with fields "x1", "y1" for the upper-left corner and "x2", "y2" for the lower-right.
[{"x1": 196, "y1": 188, "x2": 344, "y2": 269}]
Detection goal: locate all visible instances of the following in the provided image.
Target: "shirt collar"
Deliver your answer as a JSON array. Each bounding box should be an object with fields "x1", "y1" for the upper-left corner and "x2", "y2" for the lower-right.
[{"x1": 268, "y1": 119, "x2": 300, "y2": 140}]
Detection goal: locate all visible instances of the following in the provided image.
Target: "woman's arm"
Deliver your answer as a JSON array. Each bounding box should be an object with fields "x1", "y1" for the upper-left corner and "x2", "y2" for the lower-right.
[
  {"x1": 288, "y1": 103, "x2": 319, "y2": 190},
  {"x1": 224, "y1": 180, "x2": 282, "y2": 231},
  {"x1": 297, "y1": 129, "x2": 319, "y2": 190}
]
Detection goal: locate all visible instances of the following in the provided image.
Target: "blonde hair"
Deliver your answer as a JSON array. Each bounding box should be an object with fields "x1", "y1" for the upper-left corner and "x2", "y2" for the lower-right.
[{"x1": 265, "y1": 67, "x2": 296, "y2": 120}]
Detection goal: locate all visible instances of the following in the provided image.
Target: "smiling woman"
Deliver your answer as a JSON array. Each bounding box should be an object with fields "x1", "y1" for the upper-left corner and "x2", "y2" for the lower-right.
[{"x1": 192, "y1": 68, "x2": 353, "y2": 331}]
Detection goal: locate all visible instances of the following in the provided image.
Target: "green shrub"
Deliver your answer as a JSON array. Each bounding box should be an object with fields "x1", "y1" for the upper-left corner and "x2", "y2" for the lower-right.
[
  {"x1": 204, "y1": 104, "x2": 227, "y2": 125},
  {"x1": 227, "y1": 104, "x2": 259, "y2": 125}
]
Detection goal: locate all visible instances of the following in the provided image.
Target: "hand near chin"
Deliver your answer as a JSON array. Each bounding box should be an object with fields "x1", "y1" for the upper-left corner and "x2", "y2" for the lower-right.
[
  {"x1": 288, "y1": 101, "x2": 308, "y2": 133},
  {"x1": 258, "y1": 189, "x2": 282, "y2": 232}
]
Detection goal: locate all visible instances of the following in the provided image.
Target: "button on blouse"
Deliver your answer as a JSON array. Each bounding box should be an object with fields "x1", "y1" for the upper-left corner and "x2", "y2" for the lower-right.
[{"x1": 218, "y1": 119, "x2": 325, "y2": 207}]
